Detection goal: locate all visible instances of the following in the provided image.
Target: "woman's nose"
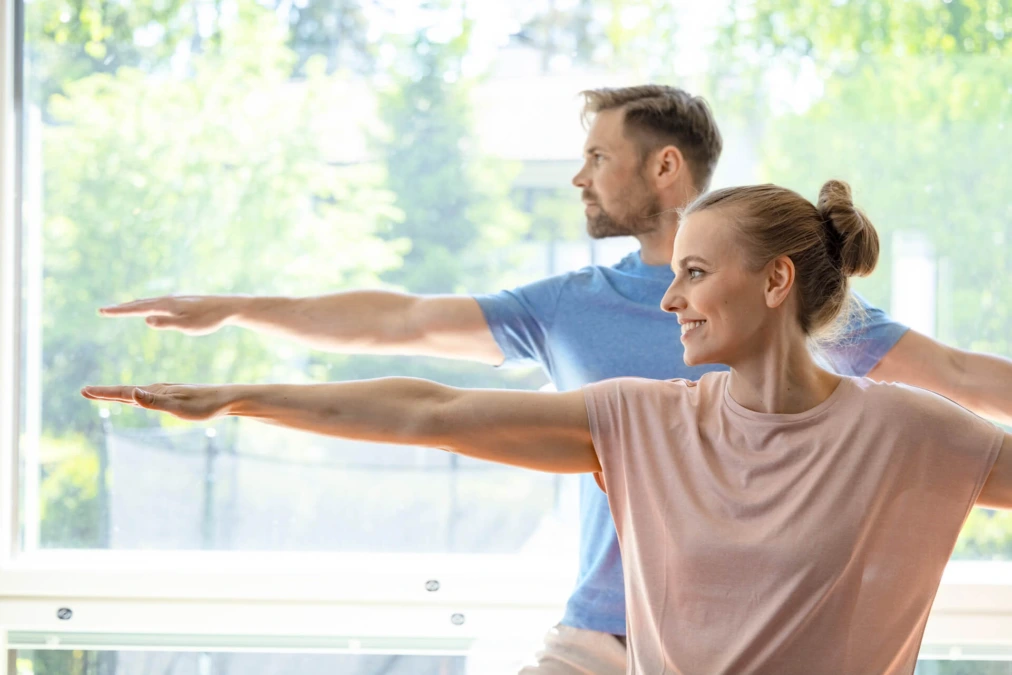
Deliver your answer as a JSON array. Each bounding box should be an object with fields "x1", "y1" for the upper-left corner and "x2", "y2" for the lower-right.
[{"x1": 660, "y1": 283, "x2": 684, "y2": 314}]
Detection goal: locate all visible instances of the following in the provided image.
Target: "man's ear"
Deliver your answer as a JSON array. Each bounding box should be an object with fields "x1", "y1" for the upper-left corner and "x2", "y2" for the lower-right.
[{"x1": 652, "y1": 144, "x2": 685, "y2": 190}]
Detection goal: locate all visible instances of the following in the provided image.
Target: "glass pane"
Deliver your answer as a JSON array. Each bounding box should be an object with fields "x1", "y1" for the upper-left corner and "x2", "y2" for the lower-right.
[
  {"x1": 18, "y1": 0, "x2": 1011, "y2": 565},
  {"x1": 20, "y1": 0, "x2": 596, "y2": 553},
  {"x1": 13, "y1": 650, "x2": 467, "y2": 675},
  {"x1": 914, "y1": 663, "x2": 1012, "y2": 675}
]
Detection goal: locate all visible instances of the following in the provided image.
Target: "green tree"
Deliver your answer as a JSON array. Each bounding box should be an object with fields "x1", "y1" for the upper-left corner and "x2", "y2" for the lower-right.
[
  {"x1": 24, "y1": 0, "x2": 378, "y2": 113},
  {"x1": 308, "y1": 25, "x2": 544, "y2": 388},
  {"x1": 24, "y1": 0, "x2": 193, "y2": 110},
  {"x1": 285, "y1": 0, "x2": 375, "y2": 76},
  {"x1": 39, "y1": 435, "x2": 102, "y2": 547},
  {"x1": 376, "y1": 31, "x2": 529, "y2": 295}
]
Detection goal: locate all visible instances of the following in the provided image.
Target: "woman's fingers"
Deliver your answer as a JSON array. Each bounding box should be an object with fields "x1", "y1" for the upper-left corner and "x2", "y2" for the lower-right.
[
  {"x1": 82, "y1": 384, "x2": 171, "y2": 408},
  {"x1": 82, "y1": 384, "x2": 219, "y2": 421}
]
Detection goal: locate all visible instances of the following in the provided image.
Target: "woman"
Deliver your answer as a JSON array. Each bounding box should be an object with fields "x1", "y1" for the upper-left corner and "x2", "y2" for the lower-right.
[{"x1": 83, "y1": 180, "x2": 1012, "y2": 674}]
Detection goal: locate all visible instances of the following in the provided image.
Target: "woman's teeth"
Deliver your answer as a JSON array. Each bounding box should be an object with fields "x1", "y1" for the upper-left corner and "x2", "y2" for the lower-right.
[{"x1": 681, "y1": 320, "x2": 706, "y2": 336}]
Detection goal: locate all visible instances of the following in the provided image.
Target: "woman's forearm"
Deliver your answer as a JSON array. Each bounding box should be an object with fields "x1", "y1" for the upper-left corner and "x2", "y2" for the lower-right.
[{"x1": 223, "y1": 378, "x2": 453, "y2": 445}]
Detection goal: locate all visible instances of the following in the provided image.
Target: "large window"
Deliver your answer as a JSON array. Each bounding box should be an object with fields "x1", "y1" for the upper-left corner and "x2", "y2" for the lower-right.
[{"x1": 1, "y1": 0, "x2": 1010, "y2": 673}]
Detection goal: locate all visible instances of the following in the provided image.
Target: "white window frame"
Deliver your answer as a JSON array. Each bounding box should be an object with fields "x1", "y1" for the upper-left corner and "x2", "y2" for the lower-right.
[{"x1": 1, "y1": 0, "x2": 1011, "y2": 670}]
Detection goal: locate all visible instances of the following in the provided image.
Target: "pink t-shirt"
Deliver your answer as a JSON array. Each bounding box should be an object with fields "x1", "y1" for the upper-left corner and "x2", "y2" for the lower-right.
[{"x1": 583, "y1": 372, "x2": 1004, "y2": 675}]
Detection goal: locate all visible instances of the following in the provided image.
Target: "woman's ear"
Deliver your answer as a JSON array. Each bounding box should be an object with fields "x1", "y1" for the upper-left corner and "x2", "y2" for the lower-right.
[{"x1": 765, "y1": 256, "x2": 795, "y2": 309}]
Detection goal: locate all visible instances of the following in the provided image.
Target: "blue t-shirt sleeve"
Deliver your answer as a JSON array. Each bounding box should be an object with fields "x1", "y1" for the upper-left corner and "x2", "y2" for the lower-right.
[
  {"x1": 820, "y1": 293, "x2": 910, "y2": 376},
  {"x1": 473, "y1": 273, "x2": 569, "y2": 368}
]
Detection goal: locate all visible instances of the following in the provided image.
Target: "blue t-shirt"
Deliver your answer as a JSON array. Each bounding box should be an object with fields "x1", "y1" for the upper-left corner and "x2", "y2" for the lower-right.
[{"x1": 474, "y1": 251, "x2": 909, "y2": 636}]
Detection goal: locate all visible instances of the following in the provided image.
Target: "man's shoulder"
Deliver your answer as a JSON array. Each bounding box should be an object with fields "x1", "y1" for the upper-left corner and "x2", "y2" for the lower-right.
[
  {"x1": 506, "y1": 264, "x2": 616, "y2": 301},
  {"x1": 520, "y1": 264, "x2": 606, "y2": 289}
]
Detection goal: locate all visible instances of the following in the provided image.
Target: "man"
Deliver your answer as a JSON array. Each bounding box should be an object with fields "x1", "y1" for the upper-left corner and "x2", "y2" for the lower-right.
[{"x1": 102, "y1": 85, "x2": 1012, "y2": 674}]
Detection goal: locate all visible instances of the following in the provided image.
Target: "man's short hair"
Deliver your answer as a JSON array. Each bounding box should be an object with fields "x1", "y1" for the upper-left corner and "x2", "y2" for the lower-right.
[{"x1": 581, "y1": 85, "x2": 723, "y2": 193}]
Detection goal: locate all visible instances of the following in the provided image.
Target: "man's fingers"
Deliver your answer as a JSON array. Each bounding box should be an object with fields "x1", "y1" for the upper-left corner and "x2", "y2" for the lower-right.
[
  {"x1": 99, "y1": 298, "x2": 173, "y2": 316},
  {"x1": 132, "y1": 388, "x2": 156, "y2": 407},
  {"x1": 132, "y1": 388, "x2": 191, "y2": 418},
  {"x1": 81, "y1": 385, "x2": 138, "y2": 402}
]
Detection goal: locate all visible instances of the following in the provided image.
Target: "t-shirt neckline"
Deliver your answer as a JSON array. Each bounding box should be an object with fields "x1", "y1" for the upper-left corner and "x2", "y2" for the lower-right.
[
  {"x1": 617, "y1": 251, "x2": 676, "y2": 281},
  {"x1": 721, "y1": 372, "x2": 852, "y2": 424}
]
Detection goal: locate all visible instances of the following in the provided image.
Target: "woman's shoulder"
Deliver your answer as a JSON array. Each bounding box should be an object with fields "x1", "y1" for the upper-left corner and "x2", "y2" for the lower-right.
[
  {"x1": 585, "y1": 373, "x2": 723, "y2": 408},
  {"x1": 849, "y1": 376, "x2": 986, "y2": 426}
]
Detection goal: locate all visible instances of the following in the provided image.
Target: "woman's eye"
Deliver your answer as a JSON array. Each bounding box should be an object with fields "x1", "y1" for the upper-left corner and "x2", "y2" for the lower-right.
[{"x1": 688, "y1": 268, "x2": 704, "y2": 279}]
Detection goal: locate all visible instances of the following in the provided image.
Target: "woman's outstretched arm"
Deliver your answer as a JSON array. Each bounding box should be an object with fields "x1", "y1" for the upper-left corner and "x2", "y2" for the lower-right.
[{"x1": 81, "y1": 379, "x2": 599, "y2": 474}]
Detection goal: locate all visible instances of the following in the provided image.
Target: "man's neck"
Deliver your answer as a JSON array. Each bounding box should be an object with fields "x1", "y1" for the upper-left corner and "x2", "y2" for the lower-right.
[
  {"x1": 635, "y1": 214, "x2": 680, "y2": 266},
  {"x1": 635, "y1": 186, "x2": 696, "y2": 266}
]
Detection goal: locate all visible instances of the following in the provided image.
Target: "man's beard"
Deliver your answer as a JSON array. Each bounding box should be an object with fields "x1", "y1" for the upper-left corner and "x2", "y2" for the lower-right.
[{"x1": 585, "y1": 194, "x2": 663, "y2": 239}]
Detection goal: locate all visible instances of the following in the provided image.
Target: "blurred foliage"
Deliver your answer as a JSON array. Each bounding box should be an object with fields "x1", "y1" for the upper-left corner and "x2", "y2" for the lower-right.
[
  {"x1": 954, "y1": 509, "x2": 1012, "y2": 560},
  {"x1": 38, "y1": 434, "x2": 102, "y2": 547},
  {"x1": 375, "y1": 30, "x2": 529, "y2": 295},
  {"x1": 38, "y1": 1, "x2": 405, "y2": 436}
]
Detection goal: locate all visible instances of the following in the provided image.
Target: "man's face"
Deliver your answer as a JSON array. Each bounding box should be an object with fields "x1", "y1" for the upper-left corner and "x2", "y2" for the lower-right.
[{"x1": 572, "y1": 109, "x2": 662, "y2": 239}]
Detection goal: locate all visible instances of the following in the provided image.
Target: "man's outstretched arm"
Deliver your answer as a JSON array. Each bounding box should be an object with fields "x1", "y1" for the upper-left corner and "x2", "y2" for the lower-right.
[
  {"x1": 868, "y1": 330, "x2": 1012, "y2": 426},
  {"x1": 100, "y1": 292, "x2": 505, "y2": 366}
]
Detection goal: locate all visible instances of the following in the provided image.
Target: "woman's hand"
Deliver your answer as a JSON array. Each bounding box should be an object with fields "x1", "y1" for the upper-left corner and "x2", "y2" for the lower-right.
[{"x1": 81, "y1": 383, "x2": 234, "y2": 421}]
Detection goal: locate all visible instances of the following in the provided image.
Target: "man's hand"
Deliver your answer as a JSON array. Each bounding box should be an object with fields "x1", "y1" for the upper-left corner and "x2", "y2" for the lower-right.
[
  {"x1": 100, "y1": 296, "x2": 238, "y2": 336},
  {"x1": 81, "y1": 383, "x2": 233, "y2": 421}
]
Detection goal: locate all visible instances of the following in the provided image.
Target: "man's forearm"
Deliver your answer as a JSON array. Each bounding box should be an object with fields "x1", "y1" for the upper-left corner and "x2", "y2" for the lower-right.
[
  {"x1": 868, "y1": 332, "x2": 1012, "y2": 427},
  {"x1": 228, "y1": 291, "x2": 416, "y2": 353},
  {"x1": 951, "y1": 350, "x2": 1012, "y2": 427}
]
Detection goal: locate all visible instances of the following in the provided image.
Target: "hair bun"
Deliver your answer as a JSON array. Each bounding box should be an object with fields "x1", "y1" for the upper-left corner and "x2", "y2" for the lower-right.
[{"x1": 816, "y1": 179, "x2": 879, "y2": 277}]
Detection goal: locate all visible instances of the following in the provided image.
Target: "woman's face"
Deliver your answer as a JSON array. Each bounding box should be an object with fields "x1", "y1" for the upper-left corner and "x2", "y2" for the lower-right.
[{"x1": 661, "y1": 208, "x2": 774, "y2": 367}]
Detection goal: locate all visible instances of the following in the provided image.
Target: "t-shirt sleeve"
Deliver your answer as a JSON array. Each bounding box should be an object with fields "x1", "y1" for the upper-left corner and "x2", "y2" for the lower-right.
[
  {"x1": 899, "y1": 386, "x2": 1005, "y2": 517},
  {"x1": 582, "y1": 378, "x2": 629, "y2": 495},
  {"x1": 582, "y1": 377, "x2": 670, "y2": 498},
  {"x1": 820, "y1": 293, "x2": 909, "y2": 376},
  {"x1": 472, "y1": 273, "x2": 569, "y2": 369}
]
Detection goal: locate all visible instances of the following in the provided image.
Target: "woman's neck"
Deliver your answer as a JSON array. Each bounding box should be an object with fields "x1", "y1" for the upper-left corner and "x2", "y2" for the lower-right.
[{"x1": 726, "y1": 333, "x2": 842, "y2": 415}]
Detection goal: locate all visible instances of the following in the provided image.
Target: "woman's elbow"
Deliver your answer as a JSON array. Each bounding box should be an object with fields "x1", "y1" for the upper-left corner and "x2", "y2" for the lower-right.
[{"x1": 400, "y1": 383, "x2": 461, "y2": 447}]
